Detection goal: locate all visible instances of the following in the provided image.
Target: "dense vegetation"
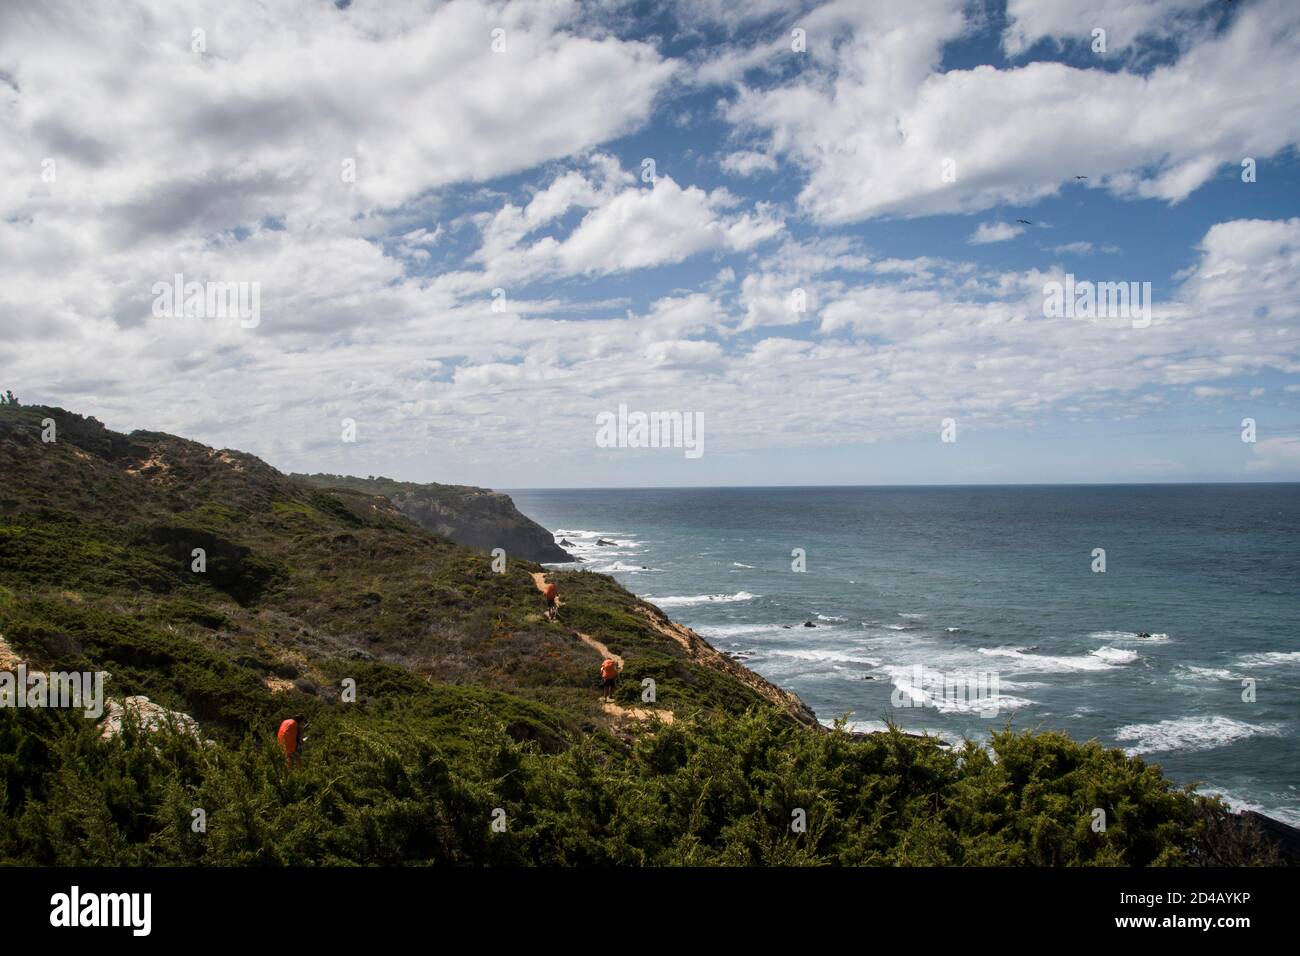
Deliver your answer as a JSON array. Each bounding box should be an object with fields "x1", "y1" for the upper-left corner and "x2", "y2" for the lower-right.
[
  {"x1": 0, "y1": 404, "x2": 1283, "y2": 865},
  {"x1": 4, "y1": 700, "x2": 1275, "y2": 866}
]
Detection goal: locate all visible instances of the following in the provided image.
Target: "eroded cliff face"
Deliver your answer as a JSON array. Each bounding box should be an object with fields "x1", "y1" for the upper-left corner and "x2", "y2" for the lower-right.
[{"x1": 294, "y1": 473, "x2": 574, "y2": 563}]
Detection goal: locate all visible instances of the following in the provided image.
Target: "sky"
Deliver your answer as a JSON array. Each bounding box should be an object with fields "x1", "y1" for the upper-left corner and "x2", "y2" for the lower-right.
[{"x1": 2, "y1": 0, "x2": 1300, "y2": 488}]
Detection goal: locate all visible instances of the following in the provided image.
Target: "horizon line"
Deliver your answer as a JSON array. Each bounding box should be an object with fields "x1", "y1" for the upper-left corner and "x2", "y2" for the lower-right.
[{"x1": 500, "y1": 480, "x2": 1300, "y2": 492}]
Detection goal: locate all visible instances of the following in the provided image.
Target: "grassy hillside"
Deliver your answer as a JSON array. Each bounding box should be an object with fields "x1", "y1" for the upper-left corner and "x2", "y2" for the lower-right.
[{"x1": 0, "y1": 404, "x2": 1283, "y2": 865}]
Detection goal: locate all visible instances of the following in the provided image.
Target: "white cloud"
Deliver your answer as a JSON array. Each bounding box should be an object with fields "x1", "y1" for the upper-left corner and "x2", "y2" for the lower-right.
[
  {"x1": 1048, "y1": 242, "x2": 1122, "y2": 255},
  {"x1": 1246, "y1": 437, "x2": 1300, "y2": 473},
  {"x1": 722, "y1": 0, "x2": 1300, "y2": 223},
  {"x1": 4, "y1": 211, "x2": 1296, "y2": 477},
  {"x1": 0, "y1": 0, "x2": 677, "y2": 324},
  {"x1": 721, "y1": 150, "x2": 778, "y2": 177},
  {"x1": 395, "y1": 226, "x2": 444, "y2": 261},
  {"x1": 673, "y1": 0, "x2": 796, "y2": 33},
  {"x1": 0, "y1": 0, "x2": 685, "y2": 354},
  {"x1": 968, "y1": 222, "x2": 1026, "y2": 245},
  {"x1": 1176, "y1": 217, "x2": 1300, "y2": 324},
  {"x1": 0, "y1": 0, "x2": 675, "y2": 220},
  {"x1": 1002, "y1": 0, "x2": 1209, "y2": 57},
  {"x1": 471, "y1": 169, "x2": 785, "y2": 279},
  {"x1": 644, "y1": 338, "x2": 723, "y2": 367},
  {"x1": 1, "y1": 1, "x2": 1297, "y2": 485},
  {"x1": 738, "y1": 272, "x2": 815, "y2": 330}
]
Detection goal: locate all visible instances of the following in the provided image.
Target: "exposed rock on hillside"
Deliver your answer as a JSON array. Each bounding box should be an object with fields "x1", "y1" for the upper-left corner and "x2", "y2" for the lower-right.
[{"x1": 100, "y1": 695, "x2": 202, "y2": 740}]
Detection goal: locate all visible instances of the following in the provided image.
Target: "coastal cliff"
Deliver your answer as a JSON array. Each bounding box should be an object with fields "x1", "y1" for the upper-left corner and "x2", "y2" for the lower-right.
[
  {"x1": 0, "y1": 402, "x2": 1288, "y2": 866},
  {"x1": 0, "y1": 404, "x2": 816, "y2": 736},
  {"x1": 293, "y1": 473, "x2": 575, "y2": 564}
]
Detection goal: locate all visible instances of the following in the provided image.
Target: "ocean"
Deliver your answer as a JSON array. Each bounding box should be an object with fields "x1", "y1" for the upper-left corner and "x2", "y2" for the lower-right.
[{"x1": 508, "y1": 485, "x2": 1300, "y2": 825}]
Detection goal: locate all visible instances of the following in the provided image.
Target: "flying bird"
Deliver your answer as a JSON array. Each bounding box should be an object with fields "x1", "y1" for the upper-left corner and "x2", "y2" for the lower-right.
[
  {"x1": 1074, "y1": 175, "x2": 1088, "y2": 180},
  {"x1": 1016, "y1": 219, "x2": 1033, "y2": 225}
]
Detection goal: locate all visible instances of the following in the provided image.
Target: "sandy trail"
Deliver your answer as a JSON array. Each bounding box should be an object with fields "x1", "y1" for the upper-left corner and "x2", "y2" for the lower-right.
[
  {"x1": 532, "y1": 572, "x2": 674, "y2": 724},
  {"x1": 530, "y1": 571, "x2": 624, "y2": 666}
]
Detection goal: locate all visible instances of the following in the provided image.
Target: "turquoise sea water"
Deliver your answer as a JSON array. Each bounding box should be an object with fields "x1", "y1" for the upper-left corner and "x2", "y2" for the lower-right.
[{"x1": 509, "y1": 485, "x2": 1300, "y2": 824}]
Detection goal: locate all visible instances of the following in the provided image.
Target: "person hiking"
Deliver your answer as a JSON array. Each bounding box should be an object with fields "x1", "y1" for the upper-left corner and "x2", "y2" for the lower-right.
[
  {"x1": 600, "y1": 658, "x2": 619, "y2": 700},
  {"x1": 542, "y1": 578, "x2": 560, "y2": 621},
  {"x1": 277, "y1": 714, "x2": 305, "y2": 768}
]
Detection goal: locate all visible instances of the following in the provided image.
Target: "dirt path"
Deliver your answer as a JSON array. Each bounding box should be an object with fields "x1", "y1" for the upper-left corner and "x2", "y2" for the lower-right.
[
  {"x1": 530, "y1": 571, "x2": 623, "y2": 666},
  {"x1": 578, "y1": 634, "x2": 622, "y2": 667},
  {"x1": 602, "y1": 700, "x2": 674, "y2": 724},
  {"x1": 532, "y1": 572, "x2": 676, "y2": 724}
]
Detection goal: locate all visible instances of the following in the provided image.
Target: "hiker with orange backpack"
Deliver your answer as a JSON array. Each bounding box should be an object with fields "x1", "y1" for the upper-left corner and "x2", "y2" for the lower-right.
[
  {"x1": 277, "y1": 714, "x2": 305, "y2": 768},
  {"x1": 542, "y1": 577, "x2": 560, "y2": 621},
  {"x1": 600, "y1": 658, "x2": 620, "y2": 700}
]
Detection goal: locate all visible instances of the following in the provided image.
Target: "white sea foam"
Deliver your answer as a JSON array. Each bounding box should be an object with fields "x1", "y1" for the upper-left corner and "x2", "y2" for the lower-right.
[
  {"x1": 591, "y1": 561, "x2": 657, "y2": 573},
  {"x1": 927, "y1": 691, "x2": 1034, "y2": 715},
  {"x1": 554, "y1": 529, "x2": 644, "y2": 559},
  {"x1": 1234, "y1": 651, "x2": 1300, "y2": 668},
  {"x1": 732, "y1": 562, "x2": 755, "y2": 569},
  {"x1": 987, "y1": 695, "x2": 1035, "y2": 712},
  {"x1": 997, "y1": 679, "x2": 1048, "y2": 690},
  {"x1": 1115, "y1": 715, "x2": 1284, "y2": 755},
  {"x1": 883, "y1": 665, "x2": 1029, "y2": 714},
  {"x1": 1195, "y1": 788, "x2": 1300, "y2": 827},
  {"x1": 554, "y1": 526, "x2": 647, "y2": 565},
  {"x1": 696, "y1": 623, "x2": 786, "y2": 639},
  {"x1": 1177, "y1": 665, "x2": 1241, "y2": 681},
  {"x1": 1091, "y1": 646, "x2": 1139, "y2": 664},
  {"x1": 1197, "y1": 787, "x2": 1266, "y2": 815},
  {"x1": 647, "y1": 591, "x2": 757, "y2": 608},
  {"x1": 856, "y1": 633, "x2": 992, "y2": 673},
  {"x1": 976, "y1": 645, "x2": 1136, "y2": 672},
  {"x1": 769, "y1": 648, "x2": 881, "y2": 666},
  {"x1": 1273, "y1": 806, "x2": 1300, "y2": 827},
  {"x1": 816, "y1": 614, "x2": 846, "y2": 622}
]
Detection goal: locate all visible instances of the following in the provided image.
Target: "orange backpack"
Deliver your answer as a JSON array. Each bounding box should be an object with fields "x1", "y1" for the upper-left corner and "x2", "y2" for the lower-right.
[
  {"x1": 277, "y1": 718, "x2": 299, "y2": 755},
  {"x1": 600, "y1": 659, "x2": 618, "y2": 680}
]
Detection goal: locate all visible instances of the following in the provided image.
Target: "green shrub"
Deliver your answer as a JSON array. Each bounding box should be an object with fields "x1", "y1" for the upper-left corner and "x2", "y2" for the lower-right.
[{"x1": 0, "y1": 700, "x2": 1262, "y2": 867}]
